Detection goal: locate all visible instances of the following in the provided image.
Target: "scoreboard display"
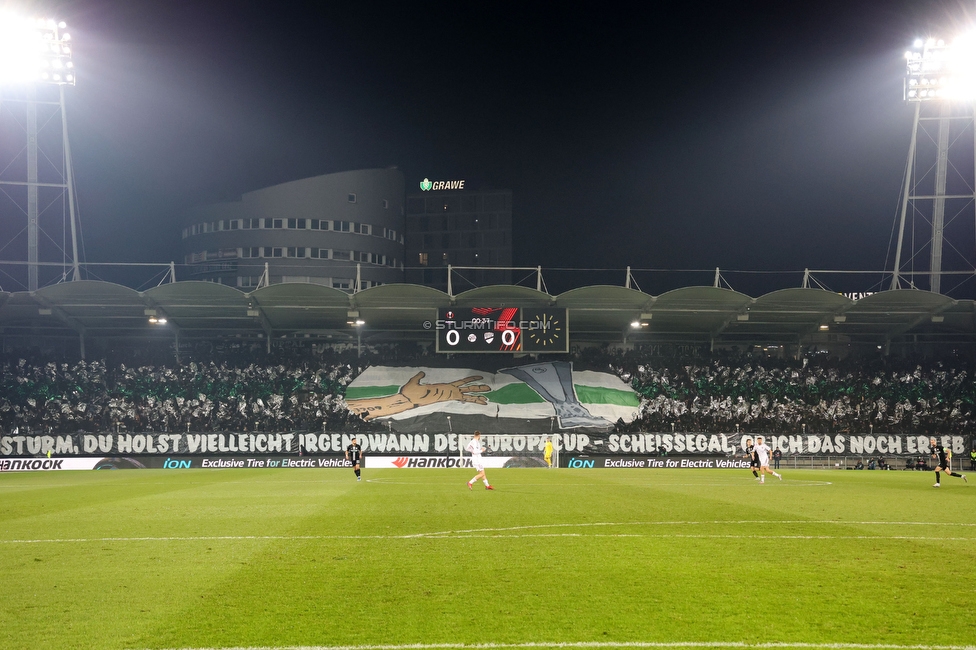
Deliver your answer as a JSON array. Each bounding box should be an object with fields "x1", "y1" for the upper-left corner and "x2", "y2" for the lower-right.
[{"x1": 434, "y1": 307, "x2": 568, "y2": 353}]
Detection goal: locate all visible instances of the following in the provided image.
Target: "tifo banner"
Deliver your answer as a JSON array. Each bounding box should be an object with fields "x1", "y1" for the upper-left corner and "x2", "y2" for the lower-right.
[
  {"x1": 601, "y1": 432, "x2": 968, "y2": 456},
  {"x1": 0, "y1": 432, "x2": 966, "y2": 459},
  {"x1": 345, "y1": 361, "x2": 639, "y2": 432}
]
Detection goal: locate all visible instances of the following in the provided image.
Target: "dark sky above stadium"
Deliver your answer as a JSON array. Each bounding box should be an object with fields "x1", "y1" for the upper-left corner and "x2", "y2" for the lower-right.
[{"x1": 35, "y1": 0, "x2": 976, "y2": 292}]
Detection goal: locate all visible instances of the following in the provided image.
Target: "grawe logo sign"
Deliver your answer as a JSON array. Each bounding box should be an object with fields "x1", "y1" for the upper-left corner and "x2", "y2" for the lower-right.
[{"x1": 420, "y1": 178, "x2": 465, "y2": 191}]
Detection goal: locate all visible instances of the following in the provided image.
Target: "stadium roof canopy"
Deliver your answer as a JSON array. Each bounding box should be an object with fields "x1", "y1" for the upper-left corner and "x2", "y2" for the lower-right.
[{"x1": 0, "y1": 281, "x2": 973, "y2": 350}]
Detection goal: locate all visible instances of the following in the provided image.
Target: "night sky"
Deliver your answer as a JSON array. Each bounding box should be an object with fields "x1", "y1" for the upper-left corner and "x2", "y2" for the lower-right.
[{"x1": 22, "y1": 0, "x2": 976, "y2": 294}]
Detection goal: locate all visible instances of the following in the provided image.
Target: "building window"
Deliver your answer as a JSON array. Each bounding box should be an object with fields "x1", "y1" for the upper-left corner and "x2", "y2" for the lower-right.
[
  {"x1": 347, "y1": 193, "x2": 357, "y2": 203},
  {"x1": 273, "y1": 248, "x2": 283, "y2": 258},
  {"x1": 419, "y1": 252, "x2": 428, "y2": 266},
  {"x1": 333, "y1": 249, "x2": 351, "y2": 261},
  {"x1": 335, "y1": 220, "x2": 350, "y2": 232},
  {"x1": 333, "y1": 280, "x2": 351, "y2": 290},
  {"x1": 238, "y1": 276, "x2": 261, "y2": 288},
  {"x1": 272, "y1": 218, "x2": 283, "y2": 229},
  {"x1": 310, "y1": 219, "x2": 320, "y2": 230},
  {"x1": 287, "y1": 218, "x2": 297, "y2": 229}
]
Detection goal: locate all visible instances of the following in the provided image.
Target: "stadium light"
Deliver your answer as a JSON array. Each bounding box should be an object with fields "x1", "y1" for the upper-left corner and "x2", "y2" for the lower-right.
[
  {"x1": 893, "y1": 28, "x2": 976, "y2": 294},
  {"x1": 0, "y1": 11, "x2": 80, "y2": 292},
  {"x1": 904, "y1": 31, "x2": 976, "y2": 101},
  {"x1": 0, "y1": 12, "x2": 76, "y2": 86}
]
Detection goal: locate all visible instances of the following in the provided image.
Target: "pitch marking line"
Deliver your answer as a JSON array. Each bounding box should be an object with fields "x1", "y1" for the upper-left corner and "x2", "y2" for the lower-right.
[
  {"x1": 3, "y1": 520, "x2": 976, "y2": 544},
  {"x1": 152, "y1": 641, "x2": 976, "y2": 650}
]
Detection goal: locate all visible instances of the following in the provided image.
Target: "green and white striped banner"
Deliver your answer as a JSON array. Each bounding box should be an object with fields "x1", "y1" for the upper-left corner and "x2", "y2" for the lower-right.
[{"x1": 345, "y1": 363, "x2": 639, "y2": 425}]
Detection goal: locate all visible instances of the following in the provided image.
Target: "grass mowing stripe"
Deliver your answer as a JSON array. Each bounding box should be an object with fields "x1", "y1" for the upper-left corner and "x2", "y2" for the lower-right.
[
  {"x1": 154, "y1": 641, "x2": 976, "y2": 650},
  {"x1": 4, "y1": 519, "x2": 975, "y2": 544},
  {"x1": 4, "y1": 534, "x2": 976, "y2": 544}
]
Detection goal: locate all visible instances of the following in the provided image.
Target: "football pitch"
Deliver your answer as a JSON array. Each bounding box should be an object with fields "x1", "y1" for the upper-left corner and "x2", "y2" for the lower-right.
[{"x1": 0, "y1": 467, "x2": 973, "y2": 650}]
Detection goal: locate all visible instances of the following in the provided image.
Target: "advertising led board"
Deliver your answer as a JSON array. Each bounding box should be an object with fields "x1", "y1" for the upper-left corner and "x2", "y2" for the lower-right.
[{"x1": 434, "y1": 307, "x2": 568, "y2": 353}]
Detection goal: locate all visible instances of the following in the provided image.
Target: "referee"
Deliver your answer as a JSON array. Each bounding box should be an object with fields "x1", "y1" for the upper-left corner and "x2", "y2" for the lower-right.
[
  {"x1": 346, "y1": 437, "x2": 364, "y2": 482},
  {"x1": 930, "y1": 438, "x2": 967, "y2": 488}
]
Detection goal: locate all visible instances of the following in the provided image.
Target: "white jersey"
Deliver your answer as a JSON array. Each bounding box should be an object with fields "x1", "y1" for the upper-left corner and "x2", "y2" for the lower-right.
[
  {"x1": 466, "y1": 438, "x2": 484, "y2": 459},
  {"x1": 754, "y1": 442, "x2": 771, "y2": 465}
]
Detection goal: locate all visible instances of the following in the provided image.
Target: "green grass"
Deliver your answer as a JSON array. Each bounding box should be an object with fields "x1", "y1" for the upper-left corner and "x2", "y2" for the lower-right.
[{"x1": 0, "y1": 467, "x2": 973, "y2": 650}]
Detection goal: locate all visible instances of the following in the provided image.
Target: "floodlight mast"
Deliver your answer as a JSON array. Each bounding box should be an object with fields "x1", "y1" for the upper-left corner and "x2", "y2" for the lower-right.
[
  {"x1": 891, "y1": 35, "x2": 976, "y2": 294},
  {"x1": 0, "y1": 14, "x2": 79, "y2": 290}
]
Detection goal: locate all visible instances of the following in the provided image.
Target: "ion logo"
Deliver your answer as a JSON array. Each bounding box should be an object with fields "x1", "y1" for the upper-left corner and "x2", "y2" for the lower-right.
[
  {"x1": 567, "y1": 458, "x2": 595, "y2": 468},
  {"x1": 163, "y1": 458, "x2": 192, "y2": 469}
]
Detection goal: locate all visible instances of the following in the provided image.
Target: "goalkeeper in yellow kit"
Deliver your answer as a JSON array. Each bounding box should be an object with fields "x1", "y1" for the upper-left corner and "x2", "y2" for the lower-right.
[{"x1": 544, "y1": 437, "x2": 554, "y2": 468}]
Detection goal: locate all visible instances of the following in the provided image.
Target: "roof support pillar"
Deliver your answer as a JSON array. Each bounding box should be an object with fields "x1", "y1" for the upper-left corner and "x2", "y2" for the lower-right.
[{"x1": 713, "y1": 268, "x2": 720, "y2": 288}]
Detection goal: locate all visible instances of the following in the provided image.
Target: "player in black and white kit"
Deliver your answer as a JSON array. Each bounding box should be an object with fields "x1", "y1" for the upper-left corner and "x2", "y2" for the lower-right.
[
  {"x1": 743, "y1": 437, "x2": 760, "y2": 480},
  {"x1": 930, "y1": 437, "x2": 966, "y2": 488},
  {"x1": 346, "y1": 437, "x2": 364, "y2": 482}
]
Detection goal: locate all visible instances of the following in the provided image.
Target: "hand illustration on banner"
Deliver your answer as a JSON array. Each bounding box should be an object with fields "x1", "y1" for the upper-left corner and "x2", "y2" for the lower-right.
[{"x1": 346, "y1": 372, "x2": 489, "y2": 421}]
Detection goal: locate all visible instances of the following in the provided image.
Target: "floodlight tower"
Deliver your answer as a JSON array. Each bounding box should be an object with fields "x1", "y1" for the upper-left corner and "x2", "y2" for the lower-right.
[
  {"x1": 0, "y1": 13, "x2": 79, "y2": 291},
  {"x1": 891, "y1": 35, "x2": 976, "y2": 294}
]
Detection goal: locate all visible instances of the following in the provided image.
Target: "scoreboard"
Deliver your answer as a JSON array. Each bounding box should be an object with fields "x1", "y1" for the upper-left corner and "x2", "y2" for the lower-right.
[{"x1": 434, "y1": 307, "x2": 568, "y2": 353}]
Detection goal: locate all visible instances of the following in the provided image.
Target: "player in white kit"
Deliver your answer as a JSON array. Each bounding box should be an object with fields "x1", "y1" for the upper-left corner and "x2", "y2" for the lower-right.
[
  {"x1": 754, "y1": 436, "x2": 782, "y2": 483},
  {"x1": 466, "y1": 431, "x2": 494, "y2": 490}
]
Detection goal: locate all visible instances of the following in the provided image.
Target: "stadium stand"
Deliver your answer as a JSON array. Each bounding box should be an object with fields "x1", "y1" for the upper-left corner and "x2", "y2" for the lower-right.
[{"x1": 1, "y1": 347, "x2": 973, "y2": 436}]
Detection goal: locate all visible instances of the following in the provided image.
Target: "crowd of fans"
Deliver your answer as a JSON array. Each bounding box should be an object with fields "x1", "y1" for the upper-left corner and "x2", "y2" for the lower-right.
[
  {"x1": 1, "y1": 344, "x2": 974, "y2": 437},
  {"x1": 586, "y1": 349, "x2": 976, "y2": 434},
  {"x1": 0, "y1": 352, "x2": 366, "y2": 434}
]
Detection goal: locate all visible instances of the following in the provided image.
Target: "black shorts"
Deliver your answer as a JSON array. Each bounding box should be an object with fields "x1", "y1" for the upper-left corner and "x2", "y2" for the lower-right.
[
  {"x1": 349, "y1": 457, "x2": 361, "y2": 465},
  {"x1": 935, "y1": 463, "x2": 948, "y2": 472},
  {"x1": 749, "y1": 460, "x2": 759, "y2": 468}
]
